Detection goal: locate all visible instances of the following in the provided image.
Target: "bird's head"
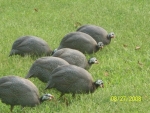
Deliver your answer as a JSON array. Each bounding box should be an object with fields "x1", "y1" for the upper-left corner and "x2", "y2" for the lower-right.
[
  {"x1": 88, "y1": 57, "x2": 98, "y2": 64},
  {"x1": 94, "y1": 80, "x2": 104, "y2": 88},
  {"x1": 108, "y1": 32, "x2": 115, "y2": 38},
  {"x1": 40, "y1": 94, "x2": 54, "y2": 102},
  {"x1": 97, "y1": 42, "x2": 104, "y2": 49}
]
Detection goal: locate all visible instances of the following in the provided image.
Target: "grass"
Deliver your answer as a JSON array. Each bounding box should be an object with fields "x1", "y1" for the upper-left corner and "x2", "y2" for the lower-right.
[{"x1": 0, "y1": 0, "x2": 150, "y2": 112}]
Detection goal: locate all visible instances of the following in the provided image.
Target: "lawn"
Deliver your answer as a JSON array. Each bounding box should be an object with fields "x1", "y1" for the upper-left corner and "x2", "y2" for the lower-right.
[{"x1": 0, "y1": 0, "x2": 150, "y2": 113}]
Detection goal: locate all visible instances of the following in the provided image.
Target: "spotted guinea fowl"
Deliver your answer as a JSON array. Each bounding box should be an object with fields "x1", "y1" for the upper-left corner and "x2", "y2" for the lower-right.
[
  {"x1": 0, "y1": 75, "x2": 54, "y2": 112},
  {"x1": 57, "y1": 32, "x2": 104, "y2": 54},
  {"x1": 76, "y1": 25, "x2": 115, "y2": 45},
  {"x1": 25, "y1": 56, "x2": 69, "y2": 83},
  {"x1": 52, "y1": 48, "x2": 98, "y2": 70},
  {"x1": 45, "y1": 65, "x2": 104, "y2": 97},
  {"x1": 9, "y1": 36, "x2": 52, "y2": 57}
]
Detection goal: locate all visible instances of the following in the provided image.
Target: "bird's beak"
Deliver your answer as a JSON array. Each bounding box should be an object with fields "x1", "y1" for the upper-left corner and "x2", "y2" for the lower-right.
[
  {"x1": 95, "y1": 61, "x2": 99, "y2": 64},
  {"x1": 100, "y1": 84, "x2": 104, "y2": 88},
  {"x1": 100, "y1": 46, "x2": 103, "y2": 49},
  {"x1": 112, "y1": 34, "x2": 115, "y2": 38},
  {"x1": 49, "y1": 95, "x2": 54, "y2": 100}
]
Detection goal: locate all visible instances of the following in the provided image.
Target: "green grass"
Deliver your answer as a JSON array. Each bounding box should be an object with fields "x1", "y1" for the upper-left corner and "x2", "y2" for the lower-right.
[{"x1": 0, "y1": 0, "x2": 150, "y2": 112}]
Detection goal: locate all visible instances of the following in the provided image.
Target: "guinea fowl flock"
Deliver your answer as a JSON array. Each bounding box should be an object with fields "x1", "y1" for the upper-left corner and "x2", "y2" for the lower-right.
[{"x1": 0, "y1": 24, "x2": 114, "y2": 112}]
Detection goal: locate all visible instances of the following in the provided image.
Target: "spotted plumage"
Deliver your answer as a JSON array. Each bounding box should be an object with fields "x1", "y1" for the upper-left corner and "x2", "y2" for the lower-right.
[
  {"x1": 57, "y1": 32, "x2": 103, "y2": 54},
  {"x1": 77, "y1": 25, "x2": 115, "y2": 45},
  {"x1": 25, "y1": 57, "x2": 69, "y2": 82},
  {"x1": 9, "y1": 36, "x2": 52, "y2": 57},
  {"x1": 0, "y1": 75, "x2": 53, "y2": 112},
  {"x1": 52, "y1": 48, "x2": 98, "y2": 70},
  {"x1": 45, "y1": 65, "x2": 104, "y2": 97}
]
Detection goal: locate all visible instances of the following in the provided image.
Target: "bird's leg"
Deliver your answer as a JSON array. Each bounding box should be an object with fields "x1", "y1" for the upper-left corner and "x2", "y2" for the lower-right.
[
  {"x1": 59, "y1": 93, "x2": 64, "y2": 99},
  {"x1": 63, "y1": 96, "x2": 69, "y2": 107},
  {"x1": 10, "y1": 105, "x2": 14, "y2": 113},
  {"x1": 21, "y1": 106, "x2": 25, "y2": 111},
  {"x1": 59, "y1": 93, "x2": 69, "y2": 106},
  {"x1": 72, "y1": 93, "x2": 81, "y2": 100},
  {"x1": 72, "y1": 93, "x2": 76, "y2": 98}
]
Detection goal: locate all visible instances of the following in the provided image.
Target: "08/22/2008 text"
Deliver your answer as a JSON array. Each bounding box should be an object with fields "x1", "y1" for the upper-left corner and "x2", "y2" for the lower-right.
[{"x1": 110, "y1": 96, "x2": 142, "y2": 102}]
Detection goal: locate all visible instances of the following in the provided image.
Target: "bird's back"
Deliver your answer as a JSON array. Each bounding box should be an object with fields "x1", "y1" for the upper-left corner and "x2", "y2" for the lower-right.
[
  {"x1": 52, "y1": 48, "x2": 87, "y2": 68},
  {"x1": 77, "y1": 25, "x2": 109, "y2": 44},
  {"x1": 46, "y1": 65, "x2": 93, "y2": 94},
  {"x1": 58, "y1": 32, "x2": 97, "y2": 54},
  {"x1": 0, "y1": 76, "x2": 40, "y2": 107},
  {"x1": 9, "y1": 36, "x2": 52, "y2": 56},
  {"x1": 26, "y1": 57, "x2": 69, "y2": 82}
]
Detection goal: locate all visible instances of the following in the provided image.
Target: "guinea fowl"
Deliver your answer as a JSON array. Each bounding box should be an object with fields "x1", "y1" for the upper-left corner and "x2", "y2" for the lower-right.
[
  {"x1": 45, "y1": 65, "x2": 104, "y2": 97},
  {"x1": 0, "y1": 75, "x2": 54, "y2": 112},
  {"x1": 9, "y1": 36, "x2": 52, "y2": 57},
  {"x1": 52, "y1": 48, "x2": 98, "y2": 70},
  {"x1": 76, "y1": 25, "x2": 115, "y2": 45},
  {"x1": 25, "y1": 57, "x2": 69, "y2": 83},
  {"x1": 57, "y1": 32, "x2": 104, "y2": 54}
]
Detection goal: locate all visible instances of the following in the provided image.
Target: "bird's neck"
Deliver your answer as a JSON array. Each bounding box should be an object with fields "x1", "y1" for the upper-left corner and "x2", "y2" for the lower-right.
[
  {"x1": 39, "y1": 96, "x2": 44, "y2": 103},
  {"x1": 96, "y1": 45, "x2": 101, "y2": 51},
  {"x1": 90, "y1": 83, "x2": 99, "y2": 93},
  {"x1": 107, "y1": 35, "x2": 112, "y2": 40},
  {"x1": 88, "y1": 60, "x2": 93, "y2": 65}
]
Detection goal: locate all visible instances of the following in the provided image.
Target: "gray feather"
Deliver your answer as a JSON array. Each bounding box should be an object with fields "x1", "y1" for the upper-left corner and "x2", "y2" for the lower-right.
[
  {"x1": 57, "y1": 32, "x2": 102, "y2": 54},
  {"x1": 26, "y1": 57, "x2": 69, "y2": 82},
  {"x1": 52, "y1": 48, "x2": 97, "y2": 70},
  {"x1": 77, "y1": 24, "x2": 115, "y2": 45},
  {"x1": 46, "y1": 65, "x2": 103, "y2": 97},
  {"x1": 9, "y1": 36, "x2": 52, "y2": 57}
]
